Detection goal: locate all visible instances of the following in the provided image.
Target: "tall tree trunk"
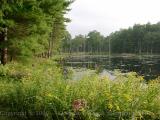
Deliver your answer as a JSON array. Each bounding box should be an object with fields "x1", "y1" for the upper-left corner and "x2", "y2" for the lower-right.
[
  {"x1": 48, "y1": 33, "x2": 52, "y2": 58},
  {"x1": 0, "y1": 28, "x2": 8, "y2": 65},
  {"x1": 50, "y1": 31, "x2": 55, "y2": 57}
]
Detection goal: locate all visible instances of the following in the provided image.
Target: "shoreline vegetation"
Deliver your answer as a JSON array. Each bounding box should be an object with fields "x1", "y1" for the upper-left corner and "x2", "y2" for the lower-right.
[
  {"x1": 0, "y1": 59, "x2": 160, "y2": 120},
  {"x1": 0, "y1": 1, "x2": 160, "y2": 120},
  {"x1": 58, "y1": 53, "x2": 160, "y2": 58}
]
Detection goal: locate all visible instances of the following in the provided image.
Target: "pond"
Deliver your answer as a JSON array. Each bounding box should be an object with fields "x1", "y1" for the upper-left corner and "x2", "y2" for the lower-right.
[{"x1": 63, "y1": 55, "x2": 160, "y2": 80}]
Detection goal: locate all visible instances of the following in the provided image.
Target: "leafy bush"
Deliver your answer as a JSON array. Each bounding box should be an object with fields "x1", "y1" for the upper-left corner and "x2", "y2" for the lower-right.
[{"x1": 0, "y1": 60, "x2": 159, "y2": 120}]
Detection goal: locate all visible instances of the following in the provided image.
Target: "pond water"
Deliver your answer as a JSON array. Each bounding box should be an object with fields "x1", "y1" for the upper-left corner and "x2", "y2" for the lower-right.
[{"x1": 63, "y1": 55, "x2": 160, "y2": 80}]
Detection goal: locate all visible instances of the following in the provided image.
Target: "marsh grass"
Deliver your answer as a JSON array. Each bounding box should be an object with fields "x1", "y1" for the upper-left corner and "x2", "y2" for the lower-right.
[{"x1": 0, "y1": 60, "x2": 160, "y2": 120}]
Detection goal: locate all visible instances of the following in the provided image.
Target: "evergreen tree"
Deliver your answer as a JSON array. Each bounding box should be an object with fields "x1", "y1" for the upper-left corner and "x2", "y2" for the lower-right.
[{"x1": 0, "y1": 0, "x2": 73, "y2": 64}]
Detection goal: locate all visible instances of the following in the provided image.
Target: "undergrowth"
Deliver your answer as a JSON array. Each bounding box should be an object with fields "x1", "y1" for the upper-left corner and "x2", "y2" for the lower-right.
[{"x1": 0, "y1": 59, "x2": 159, "y2": 120}]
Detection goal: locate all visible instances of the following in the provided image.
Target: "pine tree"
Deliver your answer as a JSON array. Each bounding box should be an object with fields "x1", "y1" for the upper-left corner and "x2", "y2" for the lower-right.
[{"x1": 0, "y1": 0, "x2": 73, "y2": 64}]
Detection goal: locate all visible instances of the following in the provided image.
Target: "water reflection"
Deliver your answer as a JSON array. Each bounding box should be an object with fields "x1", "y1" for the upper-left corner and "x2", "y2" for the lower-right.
[{"x1": 64, "y1": 55, "x2": 160, "y2": 80}]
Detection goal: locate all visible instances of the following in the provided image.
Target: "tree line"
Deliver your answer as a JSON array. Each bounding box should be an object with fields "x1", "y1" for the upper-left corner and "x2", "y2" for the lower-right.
[
  {"x1": 0, "y1": 0, "x2": 73, "y2": 65},
  {"x1": 62, "y1": 22, "x2": 160, "y2": 54}
]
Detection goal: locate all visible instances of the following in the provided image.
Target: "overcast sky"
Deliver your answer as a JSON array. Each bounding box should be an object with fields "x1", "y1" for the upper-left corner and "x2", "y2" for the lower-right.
[{"x1": 66, "y1": 0, "x2": 160, "y2": 37}]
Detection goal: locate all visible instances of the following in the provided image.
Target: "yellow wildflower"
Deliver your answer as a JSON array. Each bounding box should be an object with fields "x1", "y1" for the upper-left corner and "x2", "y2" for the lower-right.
[
  {"x1": 47, "y1": 93, "x2": 53, "y2": 98},
  {"x1": 108, "y1": 103, "x2": 113, "y2": 111},
  {"x1": 115, "y1": 104, "x2": 120, "y2": 111},
  {"x1": 124, "y1": 94, "x2": 132, "y2": 102}
]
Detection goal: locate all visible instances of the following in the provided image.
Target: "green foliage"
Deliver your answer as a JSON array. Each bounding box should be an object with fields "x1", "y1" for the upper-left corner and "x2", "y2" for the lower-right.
[
  {"x1": 62, "y1": 30, "x2": 105, "y2": 54},
  {"x1": 71, "y1": 34, "x2": 86, "y2": 52},
  {"x1": 0, "y1": 61, "x2": 159, "y2": 120},
  {"x1": 0, "y1": 0, "x2": 73, "y2": 62},
  {"x1": 86, "y1": 31, "x2": 104, "y2": 53},
  {"x1": 108, "y1": 23, "x2": 160, "y2": 54},
  {"x1": 62, "y1": 22, "x2": 160, "y2": 55},
  {"x1": 61, "y1": 31, "x2": 72, "y2": 53}
]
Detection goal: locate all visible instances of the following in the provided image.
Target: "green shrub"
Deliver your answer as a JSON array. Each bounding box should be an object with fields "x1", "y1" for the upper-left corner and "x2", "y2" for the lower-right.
[{"x1": 0, "y1": 61, "x2": 159, "y2": 120}]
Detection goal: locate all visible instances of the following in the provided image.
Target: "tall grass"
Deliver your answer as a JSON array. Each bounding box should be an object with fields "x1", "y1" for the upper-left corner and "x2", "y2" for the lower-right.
[{"x1": 0, "y1": 60, "x2": 160, "y2": 120}]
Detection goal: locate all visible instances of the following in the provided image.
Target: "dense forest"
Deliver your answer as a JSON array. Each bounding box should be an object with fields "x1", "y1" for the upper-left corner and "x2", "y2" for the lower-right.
[
  {"x1": 0, "y1": 0, "x2": 73, "y2": 65},
  {"x1": 62, "y1": 22, "x2": 160, "y2": 54}
]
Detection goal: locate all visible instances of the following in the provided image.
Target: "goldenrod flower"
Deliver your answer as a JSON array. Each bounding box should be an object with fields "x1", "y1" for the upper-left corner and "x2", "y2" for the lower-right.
[
  {"x1": 108, "y1": 103, "x2": 113, "y2": 111},
  {"x1": 47, "y1": 93, "x2": 53, "y2": 98}
]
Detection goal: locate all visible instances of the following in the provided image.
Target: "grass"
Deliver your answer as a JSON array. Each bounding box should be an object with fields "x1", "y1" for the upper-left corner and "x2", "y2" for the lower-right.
[{"x1": 0, "y1": 59, "x2": 160, "y2": 120}]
